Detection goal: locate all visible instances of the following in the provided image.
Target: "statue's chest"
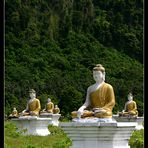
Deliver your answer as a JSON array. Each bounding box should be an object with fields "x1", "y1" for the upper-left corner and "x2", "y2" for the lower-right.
[
  {"x1": 90, "y1": 90, "x2": 106, "y2": 107},
  {"x1": 127, "y1": 102, "x2": 134, "y2": 110},
  {"x1": 28, "y1": 101, "x2": 37, "y2": 109}
]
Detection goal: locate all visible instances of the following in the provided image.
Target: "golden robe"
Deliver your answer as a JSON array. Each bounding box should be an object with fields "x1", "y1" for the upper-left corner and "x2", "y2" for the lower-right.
[
  {"x1": 53, "y1": 107, "x2": 60, "y2": 114},
  {"x1": 28, "y1": 98, "x2": 41, "y2": 116},
  {"x1": 46, "y1": 102, "x2": 54, "y2": 113},
  {"x1": 121, "y1": 100, "x2": 138, "y2": 116},
  {"x1": 89, "y1": 83, "x2": 115, "y2": 118}
]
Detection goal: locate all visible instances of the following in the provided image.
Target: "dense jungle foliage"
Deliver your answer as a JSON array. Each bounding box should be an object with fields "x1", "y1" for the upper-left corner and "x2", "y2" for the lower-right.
[{"x1": 5, "y1": 0, "x2": 144, "y2": 118}]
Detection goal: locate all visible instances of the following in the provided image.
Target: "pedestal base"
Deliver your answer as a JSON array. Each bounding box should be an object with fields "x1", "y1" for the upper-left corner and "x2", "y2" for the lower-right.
[
  {"x1": 113, "y1": 115, "x2": 144, "y2": 130},
  {"x1": 39, "y1": 113, "x2": 61, "y2": 126},
  {"x1": 11, "y1": 116, "x2": 52, "y2": 136},
  {"x1": 60, "y1": 121, "x2": 137, "y2": 148}
]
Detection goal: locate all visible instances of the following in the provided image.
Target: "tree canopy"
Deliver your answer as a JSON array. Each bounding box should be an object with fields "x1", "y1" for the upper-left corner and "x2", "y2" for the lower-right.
[{"x1": 5, "y1": 0, "x2": 144, "y2": 118}]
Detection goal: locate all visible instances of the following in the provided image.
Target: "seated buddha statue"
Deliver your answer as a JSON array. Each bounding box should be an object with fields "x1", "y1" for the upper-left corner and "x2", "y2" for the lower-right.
[
  {"x1": 9, "y1": 107, "x2": 19, "y2": 118},
  {"x1": 40, "y1": 98, "x2": 54, "y2": 113},
  {"x1": 119, "y1": 93, "x2": 138, "y2": 117},
  {"x1": 53, "y1": 105, "x2": 60, "y2": 114},
  {"x1": 20, "y1": 89, "x2": 41, "y2": 116},
  {"x1": 71, "y1": 64, "x2": 115, "y2": 119}
]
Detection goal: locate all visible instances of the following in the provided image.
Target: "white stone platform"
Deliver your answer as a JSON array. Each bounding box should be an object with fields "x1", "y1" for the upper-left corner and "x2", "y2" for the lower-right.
[
  {"x1": 60, "y1": 120, "x2": 137, "y2": 148},
  {"x1": 113, "y1": 115, "x2": 144, "y2": 130},
  {"x1": 11, "y1": 116, "x2": 52, "y2": 136},
  {"x1": 39, "y1": 113, "x2": 61, "y2": 126}
]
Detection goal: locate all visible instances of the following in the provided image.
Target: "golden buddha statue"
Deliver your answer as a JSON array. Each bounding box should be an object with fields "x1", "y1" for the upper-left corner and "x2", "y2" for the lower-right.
[
  {"x1": 9, "y1": 107, "x2": 19, "y2": 118},
  {"x1": 119, "y1": 93, "x2": 138, "y2": 117},
  {"x1": 20, "y1": 89, "x2": 41, "y2": 116},
  {"x1": 53, "y1": 105, "x2": 60, "y2": 114},
  {"x1": 71, "y1": 64, "x2": 115, "y2": 119},
  {"x1": 40, "y1": 98, "x2": 54, "y2": 113}
]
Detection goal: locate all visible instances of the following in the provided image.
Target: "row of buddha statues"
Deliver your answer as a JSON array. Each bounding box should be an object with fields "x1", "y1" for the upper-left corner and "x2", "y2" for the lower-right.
[
  {"x1": 9, "y1": 90, "x2": 60, "y2": 118},
  {"x1": 9, "y1": 64, "x2": 139, "y2": 119}
]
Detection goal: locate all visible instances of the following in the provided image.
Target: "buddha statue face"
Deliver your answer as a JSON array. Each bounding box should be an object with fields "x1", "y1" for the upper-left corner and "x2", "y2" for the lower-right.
[
  {"x1": 29, "y1": 92, "x2": 36, "y2": 99},
  {"x1": 93, "y1": 70, "x2": 105, "y2": 83},
  {"x1": 127, "y1": 93, "x2": 133, "y2": 101},
  {"x1": 47, "y1": 98, "x2": 51, "y2": 103}
]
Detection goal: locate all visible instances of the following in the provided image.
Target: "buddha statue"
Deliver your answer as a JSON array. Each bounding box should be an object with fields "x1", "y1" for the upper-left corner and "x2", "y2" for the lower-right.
[
  {"x1": 53, "y1": 105, "x2": 60, "y2": 114},
  {"x1": 9, "y1": 107, "x2": 19, "y2": 118},
  {"x1": 40, "y1": 98, "x2": 54, "y2": 113},
  {"x1": 71, "y1": 64, "x2": 115, "y2": 119},
  {"x1": 119, "y1": 93, "x2": 138, "y2": 117},
  {"x1": 20, "y1": 89, "x2": 41, "y2": 116}
]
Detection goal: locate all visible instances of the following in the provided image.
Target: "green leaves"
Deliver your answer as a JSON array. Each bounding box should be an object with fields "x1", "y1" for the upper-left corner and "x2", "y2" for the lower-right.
[{"x1": 5, "y1": 0, "x2": 143, "y2": 118}]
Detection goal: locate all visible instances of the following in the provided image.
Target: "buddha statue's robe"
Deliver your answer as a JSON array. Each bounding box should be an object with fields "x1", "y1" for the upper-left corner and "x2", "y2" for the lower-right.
[
  {"x1": 41, "y1": 102, "x2": 54, "y2": 113},
  {"x1": 71, "y1": 83, "x2": 115, "y2": 118},
  {"x1": 53, "y1": 107, "x2": 60, "y2": 114},
  {"x1": 119, "y1": 100, "x2": 138, "y2": 117},
  {"x1": 22, "y1": 98, "x2": 41, "y2": 116},
  {"x1": 46, "y1": 102, "x2": 54, "y2": 113}
]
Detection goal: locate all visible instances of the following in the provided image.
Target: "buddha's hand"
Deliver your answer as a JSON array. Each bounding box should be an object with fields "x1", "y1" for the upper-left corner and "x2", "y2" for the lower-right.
[
  {"x1": 93, "y1": 108, "x2": 106, "y2": 113},
  {"x1": 30, "y1": 111, "x2": 33, "y2": 115},
  {"x1": 21, "y1": 110, "x2": 26, "y2": 115},
  {"x1": 77, "y1": 111, "x2": 82, "y2": 118},
  {"x1": 77, "y1": 106, "x2": 86, "y2": 117},
  {"x1": 22, "y1": 110, "x2": 25, "y2": 113},
  {"x1": 78, "y1": 106, "x2": 86, "y2": 113}
]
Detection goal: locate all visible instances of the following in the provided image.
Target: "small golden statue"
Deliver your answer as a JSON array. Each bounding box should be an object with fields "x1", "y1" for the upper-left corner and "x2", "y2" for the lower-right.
[
  {"x1": 119, "y1": 93, "x2": 138, "y2": 117},
  {"x1": 71, "y1": 64, "x2": 115, "y2": 119},
  {"x1": 40, "y1": 98, "x2": 54, "y2": 113},
  {"x1": 53, "y1": 105, "x2": 60, "y2": 114},
  {"x1": 9, "y1": 107, "x2": 19, "y2": 118},
  {"x1": 20, "y1": 89, "x2": 41, "y2": 116}
]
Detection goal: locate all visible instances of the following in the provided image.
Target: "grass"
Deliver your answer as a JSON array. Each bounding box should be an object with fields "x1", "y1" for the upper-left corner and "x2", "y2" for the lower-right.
[
  {"x1": 129, "y1": 129, "x2": 144, "y2": 148},
  {"x1": 4, "y1": 119, "x2": 144, "y2": 148},
  {"x1": 4, "y1": 120, "x2": 72, "y2": 148}
]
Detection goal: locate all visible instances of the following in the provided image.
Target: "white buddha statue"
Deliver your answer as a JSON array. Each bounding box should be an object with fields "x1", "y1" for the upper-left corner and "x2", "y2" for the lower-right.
[
  {"x1": 9, "y1": 107, "x2": 19, "y2": 118},
  {"x1": 119, "y1": 93, "x2": 138, "y2": 117},
  {"x1": 53, "y1": 105, "x2": 60, "y2": 114},
  {"x1": 71, "y1": 64, "x2": 115, "y2": 119},
  {"x1": 40, "y1": 98, "x2": 54, "y2": 114},
  {"x1": 20, "y1": 89, "x2": 41, "y2": 116}
]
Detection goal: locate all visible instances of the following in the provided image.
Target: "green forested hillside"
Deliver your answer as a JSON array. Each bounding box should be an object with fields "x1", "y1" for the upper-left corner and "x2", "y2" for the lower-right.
[{"x1": 5, "y1": 0, "x2": 144, "y2": 118}]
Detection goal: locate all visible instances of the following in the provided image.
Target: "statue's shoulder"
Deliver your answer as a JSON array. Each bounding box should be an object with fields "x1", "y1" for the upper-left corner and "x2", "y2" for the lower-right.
[
  {"x1": 103, "y1": 83, "x2": 113, "y2": 89},
  {"x1": 132, "y1": 100, "x2": 137, "y2": 104},
  {"x1": 35, "y1": 98, "x2": 40, "y2": 102},
  {"x1": 87, "y1": 84, "x2": 96, "y2": 91}
]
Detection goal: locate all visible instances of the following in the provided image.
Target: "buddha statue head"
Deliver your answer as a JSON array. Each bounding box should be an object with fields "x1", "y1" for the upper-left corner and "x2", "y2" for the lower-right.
[
  {"x1": 28, "y1": 89, "x2": 36, "y2": 99},
  {"x1": 93, "y1": 64, "x2": 105, "y2": 83},
  {"x1": 47, "y1": 98, "x2": 51, "y2": 103},
  {"x1": 127, "y1": 93, "x2": 133, "y2": 101}
]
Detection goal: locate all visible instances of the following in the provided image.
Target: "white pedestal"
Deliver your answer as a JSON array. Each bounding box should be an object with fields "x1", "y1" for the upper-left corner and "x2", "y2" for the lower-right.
[
  {"x1": 60, "y1": 121, "x2": 137, "y2": 148},
  {"x1": 39, "y1": 113, "x2": 61, "y2": 126},
  {"x1": 113, "y1": 115, "x2": 144, "y2": 130},
  {"x1": 11, "y1": 116, "x2": 52, "y2": 136}
]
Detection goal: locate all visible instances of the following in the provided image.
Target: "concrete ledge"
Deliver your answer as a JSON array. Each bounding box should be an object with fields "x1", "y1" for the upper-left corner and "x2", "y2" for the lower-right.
[
  {"x1": 11, "y1": 117, "x2": 52, "y2": 136},
  {"x1": 39, "y1": 114, "x2": 61, "y2": 126},
  {"x1": 60, "y1": 122, "x2": 137, "y2": 148},
  {"x1": 113, "y1": 115, "x2": 144, "y2": 130}
]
